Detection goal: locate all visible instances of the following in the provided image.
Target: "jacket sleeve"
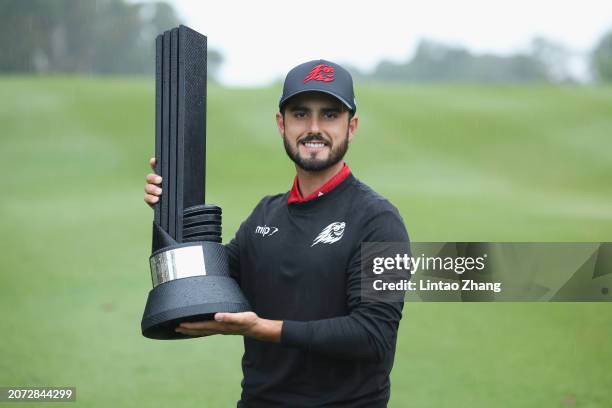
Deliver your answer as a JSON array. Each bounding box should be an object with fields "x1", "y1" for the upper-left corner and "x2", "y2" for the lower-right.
[{"x1": 280, "y1": 207, "x2": 410, "y2": 362}]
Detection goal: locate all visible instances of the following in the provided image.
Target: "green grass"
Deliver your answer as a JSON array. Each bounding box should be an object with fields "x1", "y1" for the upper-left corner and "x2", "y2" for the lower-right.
[{"x1": 0, "y1": 76, "x2": 611, "y2": 407}]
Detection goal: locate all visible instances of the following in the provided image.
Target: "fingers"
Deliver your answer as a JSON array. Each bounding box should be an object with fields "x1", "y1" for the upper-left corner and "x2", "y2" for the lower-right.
[
  {"x1": 215, "y1": 313, "x2": 241, "y2": 324},
  {"x1": 144, "y1": 170, "x2": 161, "y2": 207},
  {"x1": 146, "y1": 173, "x2": 162, "y2": 185},
  {"x1": 176, "y1": 315, "x2": 256, "y2": 337},
  {"x1": 175, "y1": 328, "x2": 213, "y2": 337},
  {"x1": 215, "y1": 312, "x2": 257, "y2": 324},
  {"x1": 176, "y1": 323, "x2": 218, "y2": 336},
  {"x1": 179, "y1": 321, "x2": 222, "y2": 330},
  {"x1": 144, "y1": 182, "x2": 162, "y2": 207},
  {"x1": 179, "y1": 318, "x2": 242, "y2": 329},
  {"x1": 144, "y1": 193, "x2": 159, "y2": 206},
  {"x1": 145, "y1": 159, "x2": 162, "y2": 208},
  {"x1": 145, "y1": 183, "x2": 162, "y2": 196},
  {"x1": 178, "y1": 321, "x2": 241, "y2": 335}
]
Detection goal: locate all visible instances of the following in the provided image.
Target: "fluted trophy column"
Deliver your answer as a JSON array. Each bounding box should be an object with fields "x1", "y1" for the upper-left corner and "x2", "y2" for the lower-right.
[{"x1": 141, "y1": 25, "x2": 250, "y2": 340}]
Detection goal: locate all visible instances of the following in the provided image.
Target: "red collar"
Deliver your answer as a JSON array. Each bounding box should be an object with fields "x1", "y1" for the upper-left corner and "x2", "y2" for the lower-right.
[{"x1": 287, "y1": 163, "x2": 351, "y2": 205}]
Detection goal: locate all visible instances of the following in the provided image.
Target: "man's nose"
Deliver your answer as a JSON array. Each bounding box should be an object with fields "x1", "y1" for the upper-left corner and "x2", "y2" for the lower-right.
[{"x1": 308, "y1": 116, "x2": 320, "y2": 134}]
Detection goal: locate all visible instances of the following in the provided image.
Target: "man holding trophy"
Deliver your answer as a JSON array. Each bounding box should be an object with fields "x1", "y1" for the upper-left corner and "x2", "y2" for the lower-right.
[{"x1": 144, "y1": 53, "x2": 410, "y2": 407}]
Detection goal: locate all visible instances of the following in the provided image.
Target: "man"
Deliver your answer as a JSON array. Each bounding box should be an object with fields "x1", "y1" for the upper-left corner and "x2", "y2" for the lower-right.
[{"x1": 144, "y1": 59, "x2": 409, "y2": 407}]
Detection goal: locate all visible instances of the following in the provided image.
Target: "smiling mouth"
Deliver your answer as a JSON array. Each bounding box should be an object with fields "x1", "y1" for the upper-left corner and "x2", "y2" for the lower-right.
[
  {"x1": 299, "y1": 137, "x2": 330, "y2": 149},
  {"x1": 302, "y1": 141, "x2": 326, "y2": 148}
]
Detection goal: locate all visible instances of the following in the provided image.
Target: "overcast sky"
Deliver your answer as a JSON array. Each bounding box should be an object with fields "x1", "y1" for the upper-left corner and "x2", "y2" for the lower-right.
[{"x1": 168, "y1": 0, "x2": 612, "y2": 87}]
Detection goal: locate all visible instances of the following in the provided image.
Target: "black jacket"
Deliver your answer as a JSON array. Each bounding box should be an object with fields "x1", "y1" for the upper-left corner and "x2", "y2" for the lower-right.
[{"x1": 226, "y1": 173, "x2": 410, "y2": 407}]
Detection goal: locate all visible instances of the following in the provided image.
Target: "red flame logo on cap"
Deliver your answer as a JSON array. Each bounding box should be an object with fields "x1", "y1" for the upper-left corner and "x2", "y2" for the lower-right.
[{"x1": 303, "y1": 64, "x2": 335, "y2": 83}]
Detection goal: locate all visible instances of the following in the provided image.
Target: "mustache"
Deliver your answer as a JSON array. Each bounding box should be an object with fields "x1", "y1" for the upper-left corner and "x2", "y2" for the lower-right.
[{"x1": 298, "y1": 134, "x2": 330, "y2": 145}]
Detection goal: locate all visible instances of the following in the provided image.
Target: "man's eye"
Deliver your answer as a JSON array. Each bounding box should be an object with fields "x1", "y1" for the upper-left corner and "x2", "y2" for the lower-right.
[
  {"x1": 294, "y1": 112, "x2": 306, "y2": 118},
  {"x1": 324, "y1": 112, "x2": 338, "y2": 119}
]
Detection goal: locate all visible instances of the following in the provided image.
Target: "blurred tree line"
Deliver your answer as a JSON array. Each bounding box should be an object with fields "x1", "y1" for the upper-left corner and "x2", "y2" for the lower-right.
[
  {"x1": 349, "y1": 32, "x2": 612, "y2": 84},
  {"x1": 593, "y1": 29, "x2": 612, "y2": 82},
  {"x1": 1, "y1": 0, "x2": 611, "y2": 84},
  {"x1": 365, "y1": 39, "x2": 555, "y2": 83},
  {"x1": 0, "y1": 0, "x2": 223, "y2": 78}
]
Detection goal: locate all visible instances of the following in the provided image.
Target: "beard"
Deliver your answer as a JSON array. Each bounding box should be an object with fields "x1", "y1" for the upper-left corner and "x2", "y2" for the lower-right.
[{"x1": 283, "y1": 130, "x2": 350, "y2": 172}]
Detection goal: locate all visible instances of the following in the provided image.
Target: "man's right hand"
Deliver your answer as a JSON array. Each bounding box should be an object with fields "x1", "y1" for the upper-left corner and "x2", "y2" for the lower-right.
[{"x1": 144, "y1": 157, "x2": 162, "y2": 208}]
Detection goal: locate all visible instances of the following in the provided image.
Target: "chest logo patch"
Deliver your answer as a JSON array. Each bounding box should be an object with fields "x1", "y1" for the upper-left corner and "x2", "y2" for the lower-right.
[
  {"x1": 311, "y1": 222, "x2": 346, "y2": 247},
  {"x1": 255, "y1": 225, "x2": 279, "y2": 237}
]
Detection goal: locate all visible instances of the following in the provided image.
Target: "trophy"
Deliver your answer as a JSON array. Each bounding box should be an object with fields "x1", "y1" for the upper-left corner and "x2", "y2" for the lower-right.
[{"x1": 141, "y1": 25, "x2": 251, "y2": 340}]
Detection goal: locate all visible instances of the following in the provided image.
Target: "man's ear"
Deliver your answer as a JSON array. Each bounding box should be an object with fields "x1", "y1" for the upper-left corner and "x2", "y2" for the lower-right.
[
  {"x1": 275, "y1": 112, "x2": 284, "y2": 137},
  {"x1": 348, "y1": 115, "x2": 359, "y2": 143}
]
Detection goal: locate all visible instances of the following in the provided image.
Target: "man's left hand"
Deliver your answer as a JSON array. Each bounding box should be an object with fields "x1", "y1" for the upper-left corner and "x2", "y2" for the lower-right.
[{"x1": 175, "y1": 312, "x2": 282, "y2": 343}]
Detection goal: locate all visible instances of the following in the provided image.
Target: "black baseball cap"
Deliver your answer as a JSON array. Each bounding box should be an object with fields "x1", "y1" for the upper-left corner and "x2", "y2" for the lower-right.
[{"x1": 279, "y1": 59, "x2": 357, "y2": 114}]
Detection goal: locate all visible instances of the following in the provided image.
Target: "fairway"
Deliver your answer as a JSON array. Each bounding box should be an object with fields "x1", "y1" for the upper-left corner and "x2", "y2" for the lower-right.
[{"x1": 1, "y1": 77, "x2": 611, "y2": 407}]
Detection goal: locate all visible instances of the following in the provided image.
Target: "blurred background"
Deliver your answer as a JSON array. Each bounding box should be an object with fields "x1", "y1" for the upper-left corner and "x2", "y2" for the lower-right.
[{"x1": 1, "y1": 0, "x2": 611, "y2": 407}]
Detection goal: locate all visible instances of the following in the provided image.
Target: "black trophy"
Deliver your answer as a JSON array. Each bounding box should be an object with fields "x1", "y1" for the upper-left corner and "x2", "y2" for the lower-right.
[{"x1": 141, "y1": 25, "x2": 250, "y2": 340}]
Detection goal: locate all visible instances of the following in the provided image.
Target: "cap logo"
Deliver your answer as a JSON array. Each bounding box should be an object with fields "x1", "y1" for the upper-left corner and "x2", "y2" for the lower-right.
[{"x1": 303, "y1": 64, "x2": 335, "y2": 83}]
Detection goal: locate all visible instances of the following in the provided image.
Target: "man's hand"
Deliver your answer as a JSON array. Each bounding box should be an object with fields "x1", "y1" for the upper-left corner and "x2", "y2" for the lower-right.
[
  {"x1": 144, "y1": 157, "x2": 162, "y2": 208},
  {"x1": 175, "y1": 312, "x2": 282, "y2": 343}
]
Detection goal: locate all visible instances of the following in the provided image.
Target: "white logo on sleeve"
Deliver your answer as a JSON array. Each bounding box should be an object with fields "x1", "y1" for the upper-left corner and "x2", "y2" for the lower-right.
[
  {"x1": 255, "y1": 225, "x2": 279, "y2": 237},
  {"x1": 311, "y1": 222, "x2": 346, "y2": 247}
]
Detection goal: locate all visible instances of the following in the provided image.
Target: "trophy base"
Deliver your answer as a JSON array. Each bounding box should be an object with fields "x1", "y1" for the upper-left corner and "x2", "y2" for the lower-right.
[{"x1": 141, "y1": 275, "x2": 251, "y2": 340}]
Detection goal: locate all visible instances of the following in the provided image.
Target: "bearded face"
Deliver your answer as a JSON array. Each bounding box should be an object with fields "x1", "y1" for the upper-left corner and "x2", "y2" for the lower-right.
[
  {"x1": 283, "y1": 128, "x2": 349, "y2": 172},
  {"x1": 280, "y1": 92, "x2": 353, "y2": 172}
]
